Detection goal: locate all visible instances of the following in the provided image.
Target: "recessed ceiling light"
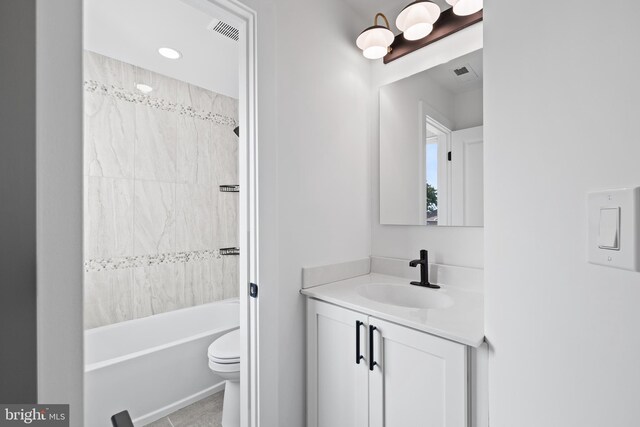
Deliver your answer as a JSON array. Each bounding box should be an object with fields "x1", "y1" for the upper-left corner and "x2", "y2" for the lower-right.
[
  {"x1": 158, "y1": 47, "x2": 182, "y2": 59},
  {"x1": 136, "y1": 83, "x2": 153, "y2": 94}
]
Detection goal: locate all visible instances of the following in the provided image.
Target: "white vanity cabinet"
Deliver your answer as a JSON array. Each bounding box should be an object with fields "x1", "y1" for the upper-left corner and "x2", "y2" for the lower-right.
[
  {"x1": 307, "y1": 299, "x2": 469, "y2": 427},
  {"x1": 306, "y1": 298, "x2": 369, "y2": 427}
]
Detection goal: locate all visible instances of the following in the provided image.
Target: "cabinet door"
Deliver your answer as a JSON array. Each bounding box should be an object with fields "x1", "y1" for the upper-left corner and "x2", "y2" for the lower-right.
[
  {"x1": 307, "y1": 299, "x2": 369, "y2": 427},
  {"x1": 368, "y1": 317, "x2": 468, "y2": 427}
]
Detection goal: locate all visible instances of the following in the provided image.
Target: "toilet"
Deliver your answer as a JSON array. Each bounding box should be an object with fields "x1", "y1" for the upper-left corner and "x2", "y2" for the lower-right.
[{"x1": 208, "y1": 328, "x2": 240, "y2": 427}]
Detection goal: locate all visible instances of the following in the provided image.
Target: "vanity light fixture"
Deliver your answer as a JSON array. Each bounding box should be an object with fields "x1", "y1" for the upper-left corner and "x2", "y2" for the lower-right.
[
  {"x1": 158, "y1": 47, "x2": 182, "y2": 59},
  {"x1": 135, "y1": 83, "x2": 153, "y2": 94},
  {"x1": 396, "y1": 1, "x2": 441, "y2": 41},
  {"x1": 446, "y1": 0, "x2": 483, "y2": 16},
  {"x1": 356, "y1": 13, "x2": 394, "y2": 60}
]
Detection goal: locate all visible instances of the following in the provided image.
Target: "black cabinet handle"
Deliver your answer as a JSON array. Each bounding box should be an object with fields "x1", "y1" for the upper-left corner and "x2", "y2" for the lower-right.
[
  {"x1": 369, "y1": 325, "x2": 378, "y2": 371},
  {"x1": 355, "y1": 321, "x2": 364, "y2": 364}
]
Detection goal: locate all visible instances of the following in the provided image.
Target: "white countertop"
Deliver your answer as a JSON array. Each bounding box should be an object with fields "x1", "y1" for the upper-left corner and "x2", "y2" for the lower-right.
[{"x1": 301, "y1": 273, "x2": 485, "y2": 348}]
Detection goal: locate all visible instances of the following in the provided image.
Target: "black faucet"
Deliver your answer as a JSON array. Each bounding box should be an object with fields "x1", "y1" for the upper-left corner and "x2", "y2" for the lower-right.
[{"x1": 409, "y1": 250, "x2": 440, "y2": 289}]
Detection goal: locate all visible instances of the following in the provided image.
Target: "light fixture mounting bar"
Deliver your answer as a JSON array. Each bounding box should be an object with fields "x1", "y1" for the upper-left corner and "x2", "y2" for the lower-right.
[{"x1": 383, "y1": 8, "x2": 482, "y2": 64}]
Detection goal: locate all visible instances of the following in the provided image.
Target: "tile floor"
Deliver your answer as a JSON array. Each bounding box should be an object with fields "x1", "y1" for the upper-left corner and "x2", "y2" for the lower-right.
[{"x1": 145, "y1": 391, "x2": 224, "y2": 427}]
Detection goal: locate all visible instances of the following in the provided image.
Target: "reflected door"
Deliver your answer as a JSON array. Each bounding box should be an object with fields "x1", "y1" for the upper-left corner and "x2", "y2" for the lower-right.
[{"x1": 451, "y1": 126, "x2": 484, "y2": 226}]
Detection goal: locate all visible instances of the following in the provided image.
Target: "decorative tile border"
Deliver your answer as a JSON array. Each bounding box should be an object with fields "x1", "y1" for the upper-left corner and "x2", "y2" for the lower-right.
[
  {"x1": 85, "y1": 249, "x2": 222, "y2": 272},
  {"x1": 84, "y1": 80, "x2": 238, "y2": 127}
]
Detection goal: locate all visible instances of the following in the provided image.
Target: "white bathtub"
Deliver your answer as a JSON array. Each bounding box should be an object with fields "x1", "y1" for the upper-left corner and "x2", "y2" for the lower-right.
[{"x1": 85, "y1": 299, "x2": 239, "y2": 426}]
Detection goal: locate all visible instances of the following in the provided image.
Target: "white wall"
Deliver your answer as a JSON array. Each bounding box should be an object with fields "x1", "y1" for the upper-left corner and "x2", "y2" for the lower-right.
[
  {"x1": 484, "y1": 1, "x2": 640, "y2": 426},
  {"x1": 273, "y1": 0, "x2": 372, "y2": 424},
  {"x1": 370, "y1": 24, "x2": 484, "y2": 268},
  {"x1": 454, "y1": 87, "x2": 483, "y2": 130}
]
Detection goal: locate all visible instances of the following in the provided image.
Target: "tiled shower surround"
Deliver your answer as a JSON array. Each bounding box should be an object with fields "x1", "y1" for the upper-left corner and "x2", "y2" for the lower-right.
[{"x1": 83, "y1": 51, "x2": 239, "y2": 329}]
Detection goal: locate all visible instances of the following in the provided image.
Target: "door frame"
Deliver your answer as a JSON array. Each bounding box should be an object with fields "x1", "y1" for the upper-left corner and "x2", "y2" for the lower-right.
[
  {"x1": 209, "y1": 1, "x2": 260, "y2": 424},
  {"x1": 230, "y1": 0, "x2": 260, "y2": 424}
]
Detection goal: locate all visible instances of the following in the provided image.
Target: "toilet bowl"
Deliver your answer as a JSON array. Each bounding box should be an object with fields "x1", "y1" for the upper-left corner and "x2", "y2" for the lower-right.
[{"x1": 208, "y1": 328, "x2": 240, "y2": 427}]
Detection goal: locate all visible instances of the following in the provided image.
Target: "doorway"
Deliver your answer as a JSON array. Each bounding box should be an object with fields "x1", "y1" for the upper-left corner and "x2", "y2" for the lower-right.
[{"x1": 81, "y1": 0, "x2": 258, "y2": 425}]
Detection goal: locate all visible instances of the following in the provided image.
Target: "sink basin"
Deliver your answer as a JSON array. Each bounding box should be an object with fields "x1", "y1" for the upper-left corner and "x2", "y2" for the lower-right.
[{"x1": 356, "y1": 283, "x2": 454, "y2": 310}]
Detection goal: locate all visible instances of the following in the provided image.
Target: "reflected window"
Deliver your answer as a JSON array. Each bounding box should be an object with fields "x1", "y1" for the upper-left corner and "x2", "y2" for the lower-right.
[
  {"x1": 426, "y1": 140, "x2": 438, "y2": 224},
  {"x1": 425, "y1": 116, "x2": 449, "y2": 225}
]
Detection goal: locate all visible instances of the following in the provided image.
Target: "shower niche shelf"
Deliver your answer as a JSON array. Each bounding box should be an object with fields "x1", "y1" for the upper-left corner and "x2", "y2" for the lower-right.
[
  {"x1": 220, "y1": 185, "x2": 239, "y2": 193},
  {"x1": 220, "y1": 247, "x2": 240, "y2": 256}
]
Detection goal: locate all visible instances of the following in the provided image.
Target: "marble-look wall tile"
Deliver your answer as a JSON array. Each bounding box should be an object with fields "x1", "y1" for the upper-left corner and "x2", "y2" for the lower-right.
[
  {"x1": 176, "y1": 183, "x2": 213, "y2": 252},
  {"x1": 84, "y1": 92, "x2": 135, "y2": 178},
  {"x1": 176, "y1": 115, "x2": 212, "y2": 184},
  {"x1": 216, "y1": 192, "x2": 239, "y2": 247},
  {"x1": 212, "y1": 93, "x2": 239, "y2": 123},
  {"x1": 221, "y1": 256, "x2": 239, "y2": 299},
  {"x1": 211, "y1": 124, "x2": 239, "y2": 246},
  {"x1": 84, "y1": 51, "x2": 239, "y2": 328},
  {"x1": 134, "y1": 180, "x2": 176, "y2": 255},
  {"x1": 84, "y1": 50, "x2": 135, "y2": 89},
  {"x1": 85, "y1": 177, "x2": 134, "y2": 259},
  {"x1": 135, "y1": 105, "x2": 178, "y2": 182},
  {"x1": 178, "y1": 82, "x2": 214, "y2": 112},
  {"x1": 211, "y1": 124, "x2": 239, "y2": 184},
  {"x1": 179, "y1": 260, "x2": 214, "y2": 307},
  {"x1": 135, "y1": 67, "x2": 178, "y2": 103},
  {"x1": 84, "y1": 269, "x2": 133, "y2": 329},
  {"x1": 209, "y1": 257, "x2": 226, "y2": 303},
  {"x1": 176, "y1": 82, "x2": 216, "y2": 185},
  {"x1": 133, "y1": 263, "x2": 184, "y2": 318}
]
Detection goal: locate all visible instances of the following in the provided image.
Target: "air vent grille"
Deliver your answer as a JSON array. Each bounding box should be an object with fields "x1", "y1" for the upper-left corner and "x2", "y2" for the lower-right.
[
  {"x1": 208, "y1": 19, "x2": 239, "y2": 41},
  {"x1": 454, "y1": 66, "x2": 469, "y2": 76}
]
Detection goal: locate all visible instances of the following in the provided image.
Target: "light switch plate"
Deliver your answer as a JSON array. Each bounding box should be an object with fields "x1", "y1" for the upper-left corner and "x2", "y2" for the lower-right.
[{"x1": 588, "y1": 187, "x2": 640, "y2": 271}]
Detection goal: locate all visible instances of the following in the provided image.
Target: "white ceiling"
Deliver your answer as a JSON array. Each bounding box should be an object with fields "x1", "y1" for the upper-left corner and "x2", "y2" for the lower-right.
[
  {"x1": 428, "y1": 48, "x2": 483, "y2": 94},
  {"x1": 344, "y1": 0, "x2": 452, "y2": 32},
  {"x1": 84, "y1": 0, "x2": 239, "y2": 98}
]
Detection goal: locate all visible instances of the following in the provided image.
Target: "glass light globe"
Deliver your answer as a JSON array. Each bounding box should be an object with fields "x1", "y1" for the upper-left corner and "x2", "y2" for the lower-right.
[
  {"x1": 403, "y1": 23, "x2": 434, "y2": 41},
  {"x1": 446, "y1": 0, "x2": 483, "y2": 16},
  {"x1": 396, "y1": 1, "x2": 441, "y2": 41},
  {"x1": 356, "y1": 26, "x2": 394, "y2": 60}
]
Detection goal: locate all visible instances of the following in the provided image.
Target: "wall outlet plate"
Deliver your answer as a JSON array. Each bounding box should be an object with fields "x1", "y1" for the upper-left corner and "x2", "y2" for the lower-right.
[{"x1": 587, "y1": 187, "x2": 640, "y2": 271}]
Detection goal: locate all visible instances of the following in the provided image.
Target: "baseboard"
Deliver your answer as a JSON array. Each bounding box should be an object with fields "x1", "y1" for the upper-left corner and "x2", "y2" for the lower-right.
[{"x1": 132, "y1": 381, "x2": 225, "y2": 426}]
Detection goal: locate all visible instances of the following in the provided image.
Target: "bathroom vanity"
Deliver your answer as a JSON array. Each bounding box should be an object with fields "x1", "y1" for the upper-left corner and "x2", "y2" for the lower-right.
[
  {"x1": 302, "y1": 41, "x2": 487, "y2": 427},
  {"x1": 302, "y1": 265, "x2": 485, "y2": 427}
]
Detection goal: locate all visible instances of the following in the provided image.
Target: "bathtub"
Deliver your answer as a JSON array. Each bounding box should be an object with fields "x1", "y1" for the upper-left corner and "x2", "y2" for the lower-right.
[{"x1": 85, "y1": 299, "x2": 239, "y2": 426}]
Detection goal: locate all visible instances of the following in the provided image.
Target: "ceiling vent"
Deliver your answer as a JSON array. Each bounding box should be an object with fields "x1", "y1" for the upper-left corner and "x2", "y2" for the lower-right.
[
  {"x1": 451, "y1": 63, "x2": 479, "y2": 82},
  {"x1": 453, "y1": 66, "x2": 469, "y2": 76},
  {"x1": 207, "y1": 18, "x2": 239, "y2": 42}
]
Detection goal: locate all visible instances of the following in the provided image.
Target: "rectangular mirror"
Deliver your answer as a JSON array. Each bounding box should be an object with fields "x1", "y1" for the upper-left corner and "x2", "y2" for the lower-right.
[{"x1": 380, "y1": 48, "x2": 483, "y2": 226}]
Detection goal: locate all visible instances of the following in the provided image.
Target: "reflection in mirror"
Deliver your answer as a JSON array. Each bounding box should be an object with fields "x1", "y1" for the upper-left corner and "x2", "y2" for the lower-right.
[{"x1": 380, "y1": 48, "x2": 483, "y2": 227}]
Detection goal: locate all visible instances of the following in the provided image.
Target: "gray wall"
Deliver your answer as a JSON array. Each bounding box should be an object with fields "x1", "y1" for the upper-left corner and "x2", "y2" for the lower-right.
[
  {"x1": 0, "y1": 0, "x2": 38, "y2": 402},
  {"x1": 36, "y1": 0, "x2": 84, "y2": 423}
]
